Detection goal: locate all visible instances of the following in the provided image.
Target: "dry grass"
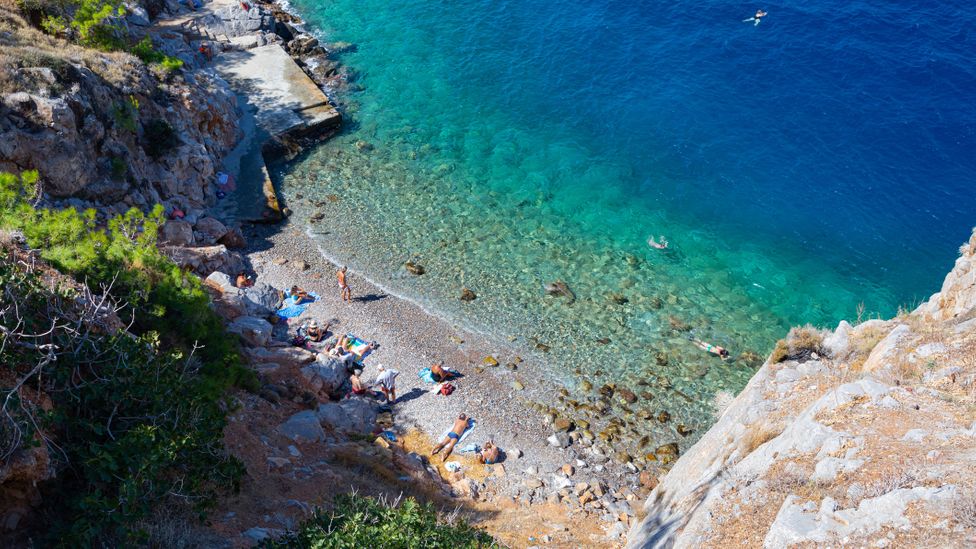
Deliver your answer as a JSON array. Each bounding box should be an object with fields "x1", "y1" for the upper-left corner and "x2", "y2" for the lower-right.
[
  {"x1": 953, "y1": 491, "x2": 976, "y2": 529},
  {"x1": 769, "y1": 325, "x2": 827, "y2": 363},
  {"x1": 840, "y1": 321, "x2": 891, "y2": 374},
  {"x1": 0, "y1": 8, "x2": 144, "y2": 95},
  {"x1": 860, "y1": 469, "x2": 918, "y2": 500},
  {"x1": 739, "y1": 422, "x2": 783, "y2": 457}
]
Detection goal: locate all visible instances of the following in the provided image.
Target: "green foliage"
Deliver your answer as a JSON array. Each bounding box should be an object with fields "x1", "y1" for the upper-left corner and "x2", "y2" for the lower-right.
[
  {"x1": 159, "y1": 55, "x2": 184, "y2": 73},
  {"x1": 132, "y1": 36, "x2": 185, "y2": 74},
  {"x1": 111, "y1": 94, "x2": 140, "y2": 132},
  {"x1": 262, "y1": 494, "x2": 497, "y2": 548},
  {"x1": 0, "y1": 259, "x2": 244, "y2": 545},
  {"x1": 142, "y1": 118, "x2": 180, "y2": 159},
  {"x1": 40, "y1": 14, "x2": 69, "y2": 35},
  {"x1": 110, "y1": 156, "x2": 127, "y2": 179},
  {"x1": 0, "y1": 170, "x2": 258, "y2": 542},
  {"x1": 70, "y1": 0, "x2": 126, "y2": 50}
]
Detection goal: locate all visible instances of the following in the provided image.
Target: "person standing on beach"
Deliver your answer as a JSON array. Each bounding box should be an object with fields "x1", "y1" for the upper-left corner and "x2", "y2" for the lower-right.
[
  {"x1": 374, "y1": 365, "x2": 399, "y2": 403},
  {"x1": 338, "y1": 266, "x2": 351, "y2": 302}
]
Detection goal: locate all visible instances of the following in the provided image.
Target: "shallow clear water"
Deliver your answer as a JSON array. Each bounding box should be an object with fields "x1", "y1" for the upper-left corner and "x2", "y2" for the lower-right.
[{"x1": 275, "y1": 0, "x2": 976, "y2": 428}]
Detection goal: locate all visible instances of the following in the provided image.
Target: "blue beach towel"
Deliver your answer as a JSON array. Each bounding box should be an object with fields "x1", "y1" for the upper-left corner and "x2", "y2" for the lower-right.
[
  {"x1": 277, "y1": 292, "x2": 318, "y2": 319},
  {"x1": 418, "y1": 368, "x2": 437, "y2": 384},
  {"x1": 381, "y1": 430, "x2": 397, "y2": 443},
  {"x1": 438, "y1": 419, "x2": 476, "y2": 444}
]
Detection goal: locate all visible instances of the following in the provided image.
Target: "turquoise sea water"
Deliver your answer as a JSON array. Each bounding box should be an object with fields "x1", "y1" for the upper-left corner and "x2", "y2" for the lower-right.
[{"x1": 274, "y1": 0, "x2": 976, "y2": 428}]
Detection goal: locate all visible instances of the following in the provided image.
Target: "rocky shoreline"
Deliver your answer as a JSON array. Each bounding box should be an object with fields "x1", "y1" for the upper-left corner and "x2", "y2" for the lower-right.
[{"x1": 150, "y1": 0, "x2": 652, "y2": 544}]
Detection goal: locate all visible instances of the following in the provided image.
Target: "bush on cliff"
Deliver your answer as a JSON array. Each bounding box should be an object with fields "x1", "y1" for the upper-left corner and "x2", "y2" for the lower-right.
[
  {"x1": 0, "y1": 170, "x2": 253, "y2": 386},
  {"x1": 261, "y1": 493, "x2": 497, "y2": 548},
  {"x1": 0, "y1": 237, "x2": 243, "y2": 545},
  {"x1": 0, "y1": 170, "x2": 254, "y2": 542}
]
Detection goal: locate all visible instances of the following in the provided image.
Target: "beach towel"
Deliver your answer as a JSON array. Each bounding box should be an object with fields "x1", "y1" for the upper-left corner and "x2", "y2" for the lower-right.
[
  {"x1": 457, "y1": 443, "x2": 480, "y2": 454},
  {"x1": 418, "y1": 368, "x2": 437, "y2": 384},
  {"x1": 438, "y1": 418, "x2": 476, "y2": 445},
  {"x1": 216, "y1": 171, "x2": 237, "y2": 191},
  {"x1": 277, "y1": 292, "x2": 318, "y2": 319},
  {"x1": 343, "y1": 334, "x2": 374, "y2": 362}
]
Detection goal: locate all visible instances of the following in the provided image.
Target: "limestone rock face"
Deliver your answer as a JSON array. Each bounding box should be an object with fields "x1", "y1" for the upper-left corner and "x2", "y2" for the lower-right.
[
  {"x1": 315, "y1": 399, "x2": 379, "y2": 435},
  {"x1": 0, "y1": 46, "x2": 240, "y2": 213},
  {"x1": 226, "y1": 316, "x2": 273, "y2": 347},
  {"x1": 278, "y1": 410, "x2": 327, "y2": 443},
  {"x1": 160, "y1": 220, "x2": 195, "y2": 246},
  {"x1": 300, "y1": 356, "x2": 350, "y2": 396},
  {"x1": 162, "y1": 245, "x2": 244, "y2": 276},
  {"x1": 626, "y1": 229, "x2": 976, "y2": 549},
  {"x1": 245, "y1": 346, "x2": 316, "y2": 369},
  {"x1": 193, "y1": 216, "x2": 230, "y2": 245}
]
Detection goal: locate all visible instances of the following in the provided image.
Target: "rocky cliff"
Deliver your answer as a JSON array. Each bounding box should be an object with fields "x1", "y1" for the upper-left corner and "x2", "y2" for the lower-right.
[
  {"x1": 627, "y1": 229, "x2": 976, "y2": 548},
  {"x1": 0, "y1": 9, "x2": 240, "y2": 217}
]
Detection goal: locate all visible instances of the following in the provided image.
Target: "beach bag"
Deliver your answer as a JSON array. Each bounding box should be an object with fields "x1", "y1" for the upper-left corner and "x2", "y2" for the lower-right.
[{"x1": 439, "y1": 383, "x2": 455, "y2": 396}]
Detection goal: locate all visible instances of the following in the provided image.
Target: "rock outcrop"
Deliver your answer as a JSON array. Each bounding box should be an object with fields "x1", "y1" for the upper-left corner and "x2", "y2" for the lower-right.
[{"x1": 627, "y1": 229, "x2": 976, "y2": 548}]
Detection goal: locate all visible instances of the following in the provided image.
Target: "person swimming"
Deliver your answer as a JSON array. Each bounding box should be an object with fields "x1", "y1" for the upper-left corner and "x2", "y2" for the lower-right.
[
  {"x1": 692, "y1": 338, "x2": 731, "y2": 360},
  {"x1": 744, "y1": 9, "x2": 767, "y2": 26},
  {"x1": 648, "y1": 235, "x2": 669, "y2": 250}
]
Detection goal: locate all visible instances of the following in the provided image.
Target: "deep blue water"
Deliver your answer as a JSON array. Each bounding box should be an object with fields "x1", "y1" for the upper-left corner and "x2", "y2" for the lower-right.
[{"x1": 278, "y1": 0, "x2": 976, "y2": 416}]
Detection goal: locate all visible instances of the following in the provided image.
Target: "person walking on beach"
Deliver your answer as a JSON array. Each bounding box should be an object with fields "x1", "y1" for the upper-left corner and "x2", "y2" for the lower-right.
[
  {"x1": 432, "y1": 413, "x2": 470, "y2": 461},
  {"x1": 374, "y1": 365, "x2": 399, "y2": 403},
  {"x1": 692, "y1": 338, "x2": 731, "y2": 360},
  {"x1": 338, "y1": 266, "x2": 351, "y2": 302},
  {"x1": 743, "y1": 9, "x2": 767, "y2": 26}
]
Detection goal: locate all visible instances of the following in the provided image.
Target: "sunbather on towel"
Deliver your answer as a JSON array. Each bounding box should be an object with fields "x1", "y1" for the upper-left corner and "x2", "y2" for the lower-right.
[
  {"x1": 432, "y1": 413, "x2": 470, "y2": 461},
  {"x1": 431, "y1": 362, "x2": 456, "y2": 383},
  {"x1": 374, "y1": 365, "x2": 399, "y2": 403},
  {"x1": 289, "y1": 285, "x2": 314, "y2": 305},
  {"x1": 479, "y1": 441, "x2": 500, "y2": 465}
]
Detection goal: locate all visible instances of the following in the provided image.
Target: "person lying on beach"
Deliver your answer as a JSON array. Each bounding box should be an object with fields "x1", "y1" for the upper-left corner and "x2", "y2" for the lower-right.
[
  {"x1": 692, "y1": 338, "x2": 731, "y2": 360},
  {"x1": 236, "y1": 271, "x2": 254, "y2": 288},
  {"x1": 647, "y1": 235, "x2": 669, "y2": 250},
  {"x1": 374, "y1": 365, "x2": 399, "y2": 403},
  {"x1": 431, "y1": 362, "x2": 457, "y2": 383},
  {"x1": 338, "y1": 266, "x2": 351, "y2": 302},
  {"x1": 432, "y1": 413, "x2": 470, "y2": 461},
  {"x1": 289, "y1": 285, "x2": 315, "y2": 305},
  {"x1": 478, "y1": 441, "x2": 501, "y2": 465},
  {"x1": 743, "y1": 9, "x2": 767, "y2": 26}
]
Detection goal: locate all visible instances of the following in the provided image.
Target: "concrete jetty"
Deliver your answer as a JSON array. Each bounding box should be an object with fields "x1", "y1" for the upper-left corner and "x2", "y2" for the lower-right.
[{"x1": 216, "y1": 44, "x2": 341, "y2": 141}]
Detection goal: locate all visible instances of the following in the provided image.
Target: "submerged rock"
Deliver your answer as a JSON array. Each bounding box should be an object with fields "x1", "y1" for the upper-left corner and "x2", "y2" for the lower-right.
[
  {"x1": 544, "y1": 280, "x2": 576, "y2": 303},
  {"x1": 404, "y1": 261, "x2": 426, "y2": 275},
  {"x1": 460, "y1": 288, "x2": 477, "y2": 301}
]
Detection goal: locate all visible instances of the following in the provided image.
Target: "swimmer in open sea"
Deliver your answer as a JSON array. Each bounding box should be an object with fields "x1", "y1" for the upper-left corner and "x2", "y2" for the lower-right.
[
  {"x1": 744, "y1": 9, "x2": 767, "y2": 26},
  {"x1": 648, "y1": 235, "x2": 669, "y2": 250}
]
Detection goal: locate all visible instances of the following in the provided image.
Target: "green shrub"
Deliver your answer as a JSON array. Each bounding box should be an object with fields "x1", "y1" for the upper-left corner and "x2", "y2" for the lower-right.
[
  {"x1": 110, "y1": 155, "x2": 127, "y2": 179},
  {"x1": 70, "y1": 0, "x2": 126, "y2": 50},
  {"x1": 0, "y1": 257, "x2": 244, "y2": 545},
  {"x1": 159, "y1": 55, "x2": 184, "y2": 73},
  {"x1": 132, "y1": 36, "x2": 184, "y2": 74},
  {"x1": 0, "y1": 169, "x2": 257, "y2": 543},
  {"x1": 142, "y1": 118, "x2": 180, "y2": 159},
  {"x1": 111, "y1": 95, "x2": 140, "y2": 132},
  {"x1": 261, "y1": 494, "x2": 497, "y2": 548}
]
